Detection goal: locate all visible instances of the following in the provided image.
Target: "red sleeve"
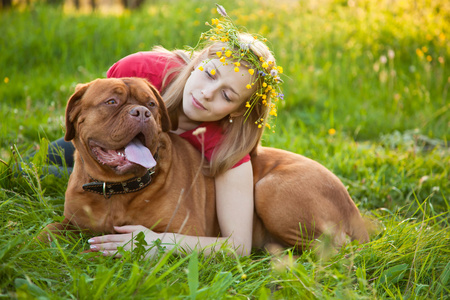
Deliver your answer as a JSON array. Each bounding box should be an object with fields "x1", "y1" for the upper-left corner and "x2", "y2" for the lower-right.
[
  {"x1": 179, "y1": 122, "x2": 250, "y2": 169},
  {"x1": 106, "y1": 51, "x2": 184, "y2": 92}
]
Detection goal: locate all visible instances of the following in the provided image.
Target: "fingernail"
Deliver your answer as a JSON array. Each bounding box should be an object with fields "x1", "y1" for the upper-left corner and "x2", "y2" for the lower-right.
[
  {"x1": 90, "y1": 245, "x2": 97, "y2": 250},
  {"x1": 88, "y1": 239, "x2": 94, "y2": 243}
]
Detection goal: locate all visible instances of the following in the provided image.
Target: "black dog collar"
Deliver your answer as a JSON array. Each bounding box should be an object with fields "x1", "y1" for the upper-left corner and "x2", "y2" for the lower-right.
[{"x1": 82, "y1": 168, "x2": 155, "y2": 198}]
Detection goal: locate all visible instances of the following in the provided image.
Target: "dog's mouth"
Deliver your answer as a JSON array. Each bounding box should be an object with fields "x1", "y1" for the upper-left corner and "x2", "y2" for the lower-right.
[{"x1": 89, "y1": 134, "x2": 156, "y2": 171}]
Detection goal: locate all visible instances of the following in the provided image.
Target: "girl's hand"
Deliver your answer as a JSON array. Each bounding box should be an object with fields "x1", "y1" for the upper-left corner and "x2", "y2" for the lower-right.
[{"x1": 88, "y1": 225, "x2": 160, "y2": 257}]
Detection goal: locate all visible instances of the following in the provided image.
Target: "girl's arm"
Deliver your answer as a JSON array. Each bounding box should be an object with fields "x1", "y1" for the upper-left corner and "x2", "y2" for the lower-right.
[{"x1": 88, "y1": 161, "x2": 254, "y2": 257}]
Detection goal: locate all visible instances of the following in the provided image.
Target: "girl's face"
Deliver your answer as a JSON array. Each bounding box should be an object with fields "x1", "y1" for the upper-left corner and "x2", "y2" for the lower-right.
[{"x1": 182, "y1": 58, "x2": 256, "y2": 124}]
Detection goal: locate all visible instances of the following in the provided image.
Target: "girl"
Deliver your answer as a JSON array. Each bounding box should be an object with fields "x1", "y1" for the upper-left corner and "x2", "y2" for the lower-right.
[{"x1": 52, "y1": 6, "x2": 283, "y2": 257}]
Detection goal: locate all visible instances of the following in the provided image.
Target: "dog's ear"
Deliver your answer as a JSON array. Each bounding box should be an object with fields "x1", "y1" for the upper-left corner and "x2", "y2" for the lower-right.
[
  {"x1": 145, "y1": 80, "x2": 172, "y2": 132},
  {"x1": 64, "y1": 82, "x2": 90, "y2": 141}
]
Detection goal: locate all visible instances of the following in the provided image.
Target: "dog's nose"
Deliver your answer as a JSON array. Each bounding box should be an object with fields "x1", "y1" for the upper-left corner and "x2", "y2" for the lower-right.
[{"x1": 129, "y1": 106, "x2": 151, "y2": 121}]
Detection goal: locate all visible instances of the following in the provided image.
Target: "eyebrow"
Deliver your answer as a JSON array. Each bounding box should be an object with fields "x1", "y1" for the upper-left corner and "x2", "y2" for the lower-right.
[{"x1": 211, "y1": 62, "x2": 240, "y2": 98}]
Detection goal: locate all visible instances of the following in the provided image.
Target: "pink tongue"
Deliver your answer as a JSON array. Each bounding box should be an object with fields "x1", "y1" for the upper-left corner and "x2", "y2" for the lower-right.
[{"x1": 124, "y1": 139, "x2": 156, "y2": 169}]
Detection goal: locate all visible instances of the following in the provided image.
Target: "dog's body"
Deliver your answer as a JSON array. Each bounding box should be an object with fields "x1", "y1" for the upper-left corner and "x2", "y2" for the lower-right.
[{"x1": 42, "y1": 78, "x2": 369, "y2": 250}]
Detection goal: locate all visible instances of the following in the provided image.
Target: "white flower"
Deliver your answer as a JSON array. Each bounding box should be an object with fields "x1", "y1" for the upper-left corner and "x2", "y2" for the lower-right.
[
  {"x1": 388, "y1": 49, "x2": 395, "y2": 59},
  {"x1": 239, "y1": 43, "x2": 250, "y2": 51},
  {"x1": 193, "y1": 127, "x2": 207, "y2": 136},
  {"x1": 380, "y1": 55, "x2": 387, "y2": 64},
  {"x1": 216, "y1": 4, "x2": 227, "y2": 17},
  {"x1": 270, "y1": 69, "x2": 278, "y2": 77}
]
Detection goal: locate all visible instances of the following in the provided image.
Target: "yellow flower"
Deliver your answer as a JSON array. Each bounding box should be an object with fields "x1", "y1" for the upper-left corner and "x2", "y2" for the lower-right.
[
  {"x1": 426, "y1": 55, "x2": 432, "y2": 62},
  {"x1": 416, "y1": 49, "x2": 424, "y2": 58},
  {"x1": 234, "y1": 67, "x2": 239, "y2": 72},
  {"x1": 220, "y1": 56, "x2": 226, "y2": 63},
  {"x1": 265, "y1": 123, "x2": 271, "y2": 129},
  {"x1": 277, "y1": 66, "x2": 283, "y2": 73},
  {"x1": 262, "y1": 95, "x2": 267, "y2": 99},
  {"x1": 211, "y1": 18, "x2": 219, "y2": 25},
  {"x1": 4, "y1": 77, "x2": 9, "y2": 84},
  {"x1": 422, "y1": 46, "x2": 428, "y2": 53},
  {"x1": 234, "y1": 62, "x2": 240, "y2": 66},
  {"x1": 269, "y1": 108, "x2": 277, "y2": 116},
  {"x1": 198, "y1": 66, "x2": 204, "y2": 71},
  {"x1": 246, "y1": 84, "x2": 252, "y2": 89},
  {"x1": 262, "y1": 62, "x2": 268, "y2": 68},
  {"x1": 225, "y1": 50, "x2": 232, "y2": 57},
  {"x1": 262, "y1": 82, "x2": 267, "y2": 87},
  {"x1": 258, "y1": 124, "x2": 262, "y2": 128},
  {"x1": 259, "y1": 57, "x2": 264, "y2": 62},
  {"x1": 248, "y1": 69, "x2": 254, "y2": 75},
  {"x1": 211, "y1": 69, "x2": 216, "y2": 75},
  {"x1": 328, "y1": 128, "x2": 336, "y2": 135},
  {"x1": 246, "y1": 102, "x2": 251, "y2": 108},
  {"x1": 216, "y1": 51, "x2": 222, "y2": 58}
]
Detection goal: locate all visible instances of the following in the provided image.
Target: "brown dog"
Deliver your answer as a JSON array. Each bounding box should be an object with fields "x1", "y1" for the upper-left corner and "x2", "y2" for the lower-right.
[{"x1": 41, "y1": 77, "x2": 369, "y2": 251}]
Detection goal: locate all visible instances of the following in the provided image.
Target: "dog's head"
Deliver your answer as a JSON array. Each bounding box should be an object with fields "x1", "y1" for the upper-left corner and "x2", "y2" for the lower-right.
[{"x1": 65, "y1": 77, "x2": 171, "y2": 178}]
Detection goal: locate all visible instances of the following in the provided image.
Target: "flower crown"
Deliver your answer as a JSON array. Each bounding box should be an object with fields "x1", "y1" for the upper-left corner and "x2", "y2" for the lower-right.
[{"x1": 188, "y1": 4, "x2": 284, "y2": 129}]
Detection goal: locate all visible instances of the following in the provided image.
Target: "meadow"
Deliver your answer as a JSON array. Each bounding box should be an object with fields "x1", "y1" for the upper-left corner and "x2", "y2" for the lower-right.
[{"x1": 0, "y1": 0, "x2": 449, "y2": 298}]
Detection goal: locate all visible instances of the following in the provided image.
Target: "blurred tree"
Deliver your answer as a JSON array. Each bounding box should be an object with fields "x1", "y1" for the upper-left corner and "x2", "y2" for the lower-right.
[{"x1": 1, "y1": 0, "x2": 12, "y2": 9}]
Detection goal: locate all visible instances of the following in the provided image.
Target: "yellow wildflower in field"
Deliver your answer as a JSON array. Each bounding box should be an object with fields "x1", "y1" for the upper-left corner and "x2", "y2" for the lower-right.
[
  {"x1": 262, "y1": 62, "x2": 268, "y2": 68},
  {"x1": 427, "y1": 55, "x2": 432, "y2": 62},
  {"x1": 416, "y1": 49, "x2": 424, "y2": 58},
  {"x1": 4, "y1": 77, "x2": 9, "y2": 84},
  {"x1": 328, "y1": 128, "x2": 336, "y2": 135}
]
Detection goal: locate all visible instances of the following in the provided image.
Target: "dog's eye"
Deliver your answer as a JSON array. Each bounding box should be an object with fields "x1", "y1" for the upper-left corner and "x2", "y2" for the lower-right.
[
  {"x1": 148, "y1": 102, "x2": 156, "y2": 107},
  {"x1": 106, "y1": 99, "x2": 117, "y2": 105}
]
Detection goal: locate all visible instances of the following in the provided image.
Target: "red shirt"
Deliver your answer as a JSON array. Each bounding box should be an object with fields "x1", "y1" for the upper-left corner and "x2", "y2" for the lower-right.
[{"x1": 107, "y1": 51, "x2": 250, "y2": 168}]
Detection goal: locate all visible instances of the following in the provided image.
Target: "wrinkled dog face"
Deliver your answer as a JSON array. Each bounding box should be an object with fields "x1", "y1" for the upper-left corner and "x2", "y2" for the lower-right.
[{"x1": 65, "y1": 78, "x2": 171, "y2": 176}]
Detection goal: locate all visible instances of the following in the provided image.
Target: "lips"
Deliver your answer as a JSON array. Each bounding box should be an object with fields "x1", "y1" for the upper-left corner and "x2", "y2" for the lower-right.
[{"x1": 192, "y1": 95, "x2": 207, "y2": 110}]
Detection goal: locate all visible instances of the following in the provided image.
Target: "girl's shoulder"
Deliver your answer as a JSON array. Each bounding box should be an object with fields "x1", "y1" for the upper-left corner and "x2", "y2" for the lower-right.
[
  {"x1": 107, "y1": 51, "x2": 184, "y2": 92},
  {"x1": 180, "y1": 122, "x2": 250, "y2": 168}
]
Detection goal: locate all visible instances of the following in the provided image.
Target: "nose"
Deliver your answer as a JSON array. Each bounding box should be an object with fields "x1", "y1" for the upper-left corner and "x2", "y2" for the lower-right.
[
  {"x1": 201, "y1": 87, "x2": 216, "y2": 101},
  {"x1": 129, "y1": 106, "x2": 151, "y2": 122}
]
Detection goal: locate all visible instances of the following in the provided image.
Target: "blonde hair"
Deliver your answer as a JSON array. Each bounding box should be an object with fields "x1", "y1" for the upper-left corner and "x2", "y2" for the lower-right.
[{"x1": 154, "y1": 33, "x2": 277, "y2": 177}]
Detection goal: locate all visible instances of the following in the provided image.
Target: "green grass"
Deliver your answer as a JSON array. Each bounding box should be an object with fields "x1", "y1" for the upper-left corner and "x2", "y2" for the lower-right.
[{"x1": 1, "y1": 0, "x2": 449, "y2": 298}]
